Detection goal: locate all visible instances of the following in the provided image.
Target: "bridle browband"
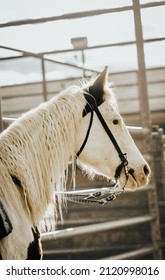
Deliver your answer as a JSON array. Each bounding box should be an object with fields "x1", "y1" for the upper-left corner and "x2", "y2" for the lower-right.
[{"x1": 59, "y1": 95, "x2": 130, "y2": 206}]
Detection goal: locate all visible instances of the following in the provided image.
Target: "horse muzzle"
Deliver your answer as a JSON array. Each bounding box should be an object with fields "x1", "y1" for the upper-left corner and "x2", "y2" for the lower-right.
[{"x1": 126, "y1": 163, "x2": 151, "y2": 189}]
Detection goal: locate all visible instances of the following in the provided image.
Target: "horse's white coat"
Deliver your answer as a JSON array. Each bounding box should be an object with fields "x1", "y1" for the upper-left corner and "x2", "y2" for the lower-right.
[
  {"x1": 77, "y1": 98, "x2": 150, "y2": 189},
  {"x1": 0, "y1": 70, "x2": 150, "y2": 259}
]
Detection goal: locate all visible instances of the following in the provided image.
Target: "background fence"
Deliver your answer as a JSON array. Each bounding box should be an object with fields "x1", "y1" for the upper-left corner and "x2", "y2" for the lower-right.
[{"x1": 0, "y1": 0, "x2": 165, "y2": 259}]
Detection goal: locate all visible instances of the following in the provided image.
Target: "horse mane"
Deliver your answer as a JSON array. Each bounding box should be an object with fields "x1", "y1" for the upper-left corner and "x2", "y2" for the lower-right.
[{"x1": 0, "y1": 79, "x2": 116, "y2": 231}]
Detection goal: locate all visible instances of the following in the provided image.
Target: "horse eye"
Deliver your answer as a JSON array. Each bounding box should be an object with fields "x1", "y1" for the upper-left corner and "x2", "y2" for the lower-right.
[{"x1": 113, "y1": 119, "x2": 119, "y2": 125}]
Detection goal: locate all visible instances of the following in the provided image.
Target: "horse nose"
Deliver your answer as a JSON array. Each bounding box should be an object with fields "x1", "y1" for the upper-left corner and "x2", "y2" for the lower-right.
[
  {"x1": 129, "y1": 164, "x2": 150, "y2": 178},
  {"x1": 127, "y1": 163, "x2": 151, "y2": 188}
]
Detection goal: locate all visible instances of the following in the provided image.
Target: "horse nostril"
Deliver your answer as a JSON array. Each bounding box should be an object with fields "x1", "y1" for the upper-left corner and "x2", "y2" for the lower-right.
[
  {"x1": 129, "y1": 168, "x2": 135, "y2": 175},
  {"x1": 128, "y1": 168, "x2": 136, "y2": 182},
  {"x1": 143, "y1": 164, "x2": 150, "y2": 176}
]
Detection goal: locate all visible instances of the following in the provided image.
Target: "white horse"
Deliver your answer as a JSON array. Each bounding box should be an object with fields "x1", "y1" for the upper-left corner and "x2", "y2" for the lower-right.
[{"x1": 0, "y1": 66, "x2": 150, "y2": 259}]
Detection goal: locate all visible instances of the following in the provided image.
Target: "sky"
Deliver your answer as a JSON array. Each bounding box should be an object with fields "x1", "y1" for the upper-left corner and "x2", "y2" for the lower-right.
[{"x1": 0, "y1": 0, "x2": 165, "y2": 86}]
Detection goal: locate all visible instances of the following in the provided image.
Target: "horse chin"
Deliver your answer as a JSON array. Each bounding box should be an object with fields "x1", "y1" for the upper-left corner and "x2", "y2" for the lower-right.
[
  {"x1": 119, "y1": 175, "x2": 138, "y2": 190},
  {"x1": 126, "y1": 177, "x2": 138, "y2": 190}
]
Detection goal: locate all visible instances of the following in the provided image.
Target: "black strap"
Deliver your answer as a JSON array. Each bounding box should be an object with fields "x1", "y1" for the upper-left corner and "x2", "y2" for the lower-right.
[
  {"x1": 93, "y1": 106, "x2": 128, "y2": 180},
  {"x1": 94, "y1": 106, "x2": 128, "y2": 164},
  {"x1": 76, "y1": 110, "x2": 94, "y2": 158}
]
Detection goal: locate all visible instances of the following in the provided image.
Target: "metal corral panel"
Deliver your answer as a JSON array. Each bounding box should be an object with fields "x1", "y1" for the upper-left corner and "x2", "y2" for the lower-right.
[{"x1": 1, "y1": 68, "x2": 165, "y2": 126}]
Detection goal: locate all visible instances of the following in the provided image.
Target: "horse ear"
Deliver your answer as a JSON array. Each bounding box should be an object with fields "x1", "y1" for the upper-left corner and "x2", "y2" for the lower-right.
[
  {"x1": 89, "y1": 66, "x2": 109, "y2": 100},
  {"x1": 83, "y1": 66, "x2": 109, "y2": 116}
]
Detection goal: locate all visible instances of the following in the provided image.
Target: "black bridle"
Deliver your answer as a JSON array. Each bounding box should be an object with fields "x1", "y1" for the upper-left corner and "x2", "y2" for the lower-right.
[
  {"x1": 62, "y1": 96, "x2": 130, "y2": 206},
  {"x1": 76, "y1": 96, "x2": 129, "y2": 185}
]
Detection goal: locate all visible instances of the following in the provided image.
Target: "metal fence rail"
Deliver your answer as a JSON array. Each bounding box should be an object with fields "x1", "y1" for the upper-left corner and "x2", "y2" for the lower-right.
[
  {"x1": 102, "y1": 246, "x2": 155, "y2": 260},
  {"x1": 41, "y1": 215, "x2": 154, "y2": 241}
]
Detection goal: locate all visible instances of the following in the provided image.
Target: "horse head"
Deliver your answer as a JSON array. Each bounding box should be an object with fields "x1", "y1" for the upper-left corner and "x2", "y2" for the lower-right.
[{"x1": 76, "y1": 66, "x2": 150, "y2": 189}]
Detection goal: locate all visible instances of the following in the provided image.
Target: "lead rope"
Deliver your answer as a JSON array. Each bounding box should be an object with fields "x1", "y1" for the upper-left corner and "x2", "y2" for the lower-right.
[{"x1": 65, "y1": 183, "x2": 123, "y2": 206}]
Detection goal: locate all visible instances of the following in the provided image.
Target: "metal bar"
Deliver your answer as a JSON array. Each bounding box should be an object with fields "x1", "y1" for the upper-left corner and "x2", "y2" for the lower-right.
[
  {"x1": 127, "y1": 126, "x2": 150, "y2": 137},
  {"x1": 157, "y1": 128, "x2": 165, "y2": 204},
  {"x1": 81, "y1": 50, "x2": 86, "y2": 77},
  {"x1": 141, "y1": 1, "x2": 165, "y2": 9},
  {"x1": 1, "y1": 37, "x2": 164, "y2": 61},
  {"x1": 0, "y1": 2, "x2": 164, "y2": 28},
  {"x1": 147, "y1": 188, "x2": 163, "y2": 259},
  {"x1": 41, "y1": 215, "x2": 154, "y2": 241},
  {"x1": 0, "y1": 6, "x2": 133, "y2": 28},
  {"x1": 101, "y1": 246, "x2": 155, "y2": 260},
  {"x1": 2, "y1": 117, "x2": 16, "y2": 130},
  {"x1": 39, "y1": 37, "x2": 165, "y2": 56},
  {"x1": 0, "y1": 37, "x2": 165, "y2": 61},
  {"x1": 133, "y1": 0, "x2": 152, "y2": 129},
  {"x1": 0, "y1": 96, "x2": 3, "y2": 132},
  {"x1": 41, "y1": 58, "x2": 48, "y2": 101},
  {"x1": 0, "y1": 45, "x2": 98, "y2": 73},
  {"x1": 0, "y1": 55, "x2": 24, "y2": 61},
  {"x1": 151, "y1": 127, "x2": 165, "y2": 257},
  {"x1": 41, "y1": 41, "x2": 137, "y2": 55}
]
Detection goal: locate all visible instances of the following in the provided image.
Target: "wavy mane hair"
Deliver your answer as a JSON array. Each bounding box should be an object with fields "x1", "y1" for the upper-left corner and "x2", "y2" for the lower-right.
[{"x1": 0, "y1": 76, "x2": 115, "y2": 232}]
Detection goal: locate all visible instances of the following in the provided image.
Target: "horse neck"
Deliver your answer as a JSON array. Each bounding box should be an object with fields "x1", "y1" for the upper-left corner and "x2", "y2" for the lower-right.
[
  {"x1": 2, "y1": 90, "x2": 84, "y2": 224},
  {"x1": 43, "y1": 94, "x2": 81, "y2": 180}
]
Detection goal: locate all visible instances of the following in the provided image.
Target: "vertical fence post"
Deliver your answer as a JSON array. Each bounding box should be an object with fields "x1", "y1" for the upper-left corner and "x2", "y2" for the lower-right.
[
  {"x1": 132, "y1": 0, "x2": 151, "y2": 130},
  {"x1": 0, "y1": 96, "x2": 4, "y2": 132},
  {"x1": 132, "y1": 0, "x2": 162, "y2": 259},
  {"x1": 152, "y1": 127, "x2": 165, "y2": 256},
  {"x1": 41, "y1": 57, "x2": 48, "y2": 102}
]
